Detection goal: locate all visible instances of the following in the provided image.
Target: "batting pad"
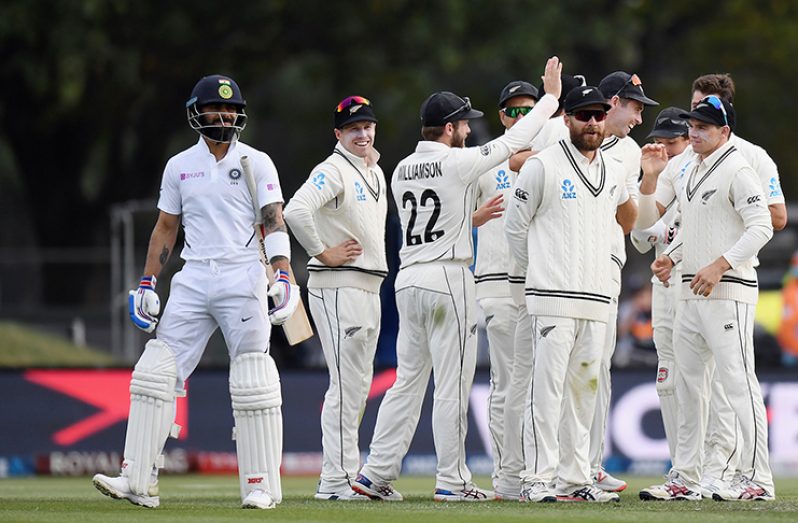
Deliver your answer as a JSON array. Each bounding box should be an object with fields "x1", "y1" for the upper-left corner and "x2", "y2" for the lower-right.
[
  {"x1": 229, "y1": 352, "x2": 283, "y2": 503},
  {"x1": 123, "y1": 339, "x2": 180, "y2": 495}
]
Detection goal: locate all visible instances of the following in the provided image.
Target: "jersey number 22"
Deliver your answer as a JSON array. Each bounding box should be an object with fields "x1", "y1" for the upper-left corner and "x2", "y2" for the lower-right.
[{"x1": 402, "y1": 189, "x2": 445, "y2": 246}]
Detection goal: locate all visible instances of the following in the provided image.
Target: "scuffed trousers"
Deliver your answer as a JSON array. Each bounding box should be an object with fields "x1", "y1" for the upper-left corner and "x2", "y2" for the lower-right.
[
  {"x1": 360, "y1": 264, "x2": 477, "y2": 491},
  {"x1": 521, "y1": 315, "x2": 605, "y2": 493}
]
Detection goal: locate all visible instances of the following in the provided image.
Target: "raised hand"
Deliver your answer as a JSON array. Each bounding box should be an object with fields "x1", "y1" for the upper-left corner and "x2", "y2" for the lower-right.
[{"x1": 542, "y1": 56, "x2": 563, "y2": 100}]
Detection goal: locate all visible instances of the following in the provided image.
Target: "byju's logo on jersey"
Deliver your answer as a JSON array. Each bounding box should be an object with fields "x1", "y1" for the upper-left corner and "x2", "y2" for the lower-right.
[
  {"x1": 495, "y1": 170, "x2": 511, "y2": 190},
  {"x1": 770, "y1": 177, "x2": 783, "y2": 198},
  {"x1": 311, "y1": 172, "x2": 326, "y2": 190},
  {"x1": 354, "y1": 181, "x2": 367, "y2": 201},
  {"x1": 561, "y1": 179, "x2": 576, "y2": 199}
]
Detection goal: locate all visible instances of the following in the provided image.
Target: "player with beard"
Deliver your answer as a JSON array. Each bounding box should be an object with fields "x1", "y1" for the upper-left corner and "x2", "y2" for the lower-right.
[
  {"x1": 582, "y1": 72, "x2": 658, "y2": 493},
  {"x1": 353, "y1": 57, "x2": 563, "y2": 502},
  {"x1": 505, "y1": 86, "x2": 636, "y2": 503}
]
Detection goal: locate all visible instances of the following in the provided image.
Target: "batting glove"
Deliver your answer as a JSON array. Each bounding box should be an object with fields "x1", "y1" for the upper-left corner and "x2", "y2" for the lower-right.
[
  {"x1": 128, "y1": 275, "x2": 160, "y2": 333},
  {"x1": 267, "y1": 269, "x2": 300, "y2": 326}
]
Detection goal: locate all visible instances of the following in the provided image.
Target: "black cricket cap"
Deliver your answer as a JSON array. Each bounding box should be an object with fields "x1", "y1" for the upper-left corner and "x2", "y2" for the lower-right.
[
  {"x1": 498, "y1": 81, "x2": 539, "y2": 107},
  {"x1": 647, "y1": 107, "x2": 690, "y2": 139},
  {"x1": 563, "y1": 86, "x2": 612, "y2": 113},
  {"x1": 679, "y1": 96, "x2": 735, "y2": 127},
  {"x1": 599, "y1": 71, "x2": 659, "y2": 106},
  {"x1": 421, "y1": 91, "x2": 484, "y2": 126}
]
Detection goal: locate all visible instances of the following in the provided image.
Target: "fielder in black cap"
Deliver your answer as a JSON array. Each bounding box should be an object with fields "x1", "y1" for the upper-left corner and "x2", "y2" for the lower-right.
[
  {"x1": 334, "y1": 95, "x2": 378, "y2": 129},
  {"x1": 598, "y1": 71, "x2": 658, "y2": 141},
  {"x1": 421, "y1": 91, "x2": 485, "y2": 127},
  {"x1": 679, "y1": 95, "x2": 734, "y2": 128},
  {"x1": 647, "y1": 107, "x2": 690, "y2": 159}
]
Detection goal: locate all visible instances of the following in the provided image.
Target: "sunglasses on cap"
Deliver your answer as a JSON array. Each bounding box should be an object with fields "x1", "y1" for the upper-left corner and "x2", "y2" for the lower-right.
[
  {"x1": 502, "y1": 106, "x2": 534, "y2": 118},
  {"x1": 442, "y1": 96, "x2": 472, "y2": 122},
  {"x1": 613, "y1": 73, "x2": 643, "y2": 98},
  {"x1": 568, "y1": 110, "x2": 607, "y2": 122},
  {"x1": 702, "y1": 95, "x2": 728, "y2": 126},
  {"x1": 336, "y1": 95, "x2": 371, "y2": 113}
]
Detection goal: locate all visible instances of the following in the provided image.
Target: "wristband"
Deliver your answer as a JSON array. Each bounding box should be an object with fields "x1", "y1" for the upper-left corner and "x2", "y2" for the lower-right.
[{"x1": 264, "y1": 231, "x2": 291, "y2": 262}]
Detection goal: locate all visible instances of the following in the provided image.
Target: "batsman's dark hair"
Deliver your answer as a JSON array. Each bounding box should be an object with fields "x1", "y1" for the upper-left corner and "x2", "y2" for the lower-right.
[{"x1": 692, "y1": 73, "x2": 736, "y2": 103}]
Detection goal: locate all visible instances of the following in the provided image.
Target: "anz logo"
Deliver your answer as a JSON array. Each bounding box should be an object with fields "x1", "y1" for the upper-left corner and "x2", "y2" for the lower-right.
[
  {"x1": 495, "y1": 170, "x2": 511, "y2": 190},
  {"x1": 770, "y1": 177, "x2": 783, "y2": 197},
  {"x1": 561, "y1": 178, "x2": 576, "y2": 199},
  {"x1": 311, "y1": 172, "x2": 326, "y2": 190},
  {"x1": 354, "y1": 181, "x2": 367, "y2": 202}
]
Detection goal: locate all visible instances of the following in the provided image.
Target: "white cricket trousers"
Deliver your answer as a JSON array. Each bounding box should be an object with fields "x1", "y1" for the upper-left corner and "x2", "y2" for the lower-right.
[
  {"x1": 521, "y1": 315, "x2": 605, "y2": 492},
  {"x1": 495, "y1": 302, "x2": 534, "y2": 495},
  {"x1": 157, "y1": 258, "x2": 272, "y2": 382},
  {"x1": 308, "y1": 287, "x2": 380, "y2": 493},
  {"x1": 651, "y1": 280, "x2": 679, "y2": 462},
  {"x1": 672, "y1": 299, "x2": 774, "y2": 494},
  {"x1": 478, "y1": 297, "x2": 522, "y2": 492},
  {"x1": 360, "y1": 264, "x2": 477, "y2": 491},
  {"x1": 588, "y1": 266, "x2": 620, "y2": 476}
]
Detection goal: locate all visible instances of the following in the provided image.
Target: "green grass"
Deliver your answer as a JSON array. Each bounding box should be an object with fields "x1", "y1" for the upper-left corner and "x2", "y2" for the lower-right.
[
  {"x1": 0, "y1": 321, "x2": 118, "y2": 367},
  {"x1": 1, "y1": 475, "x2": 797, "y2": 522}
]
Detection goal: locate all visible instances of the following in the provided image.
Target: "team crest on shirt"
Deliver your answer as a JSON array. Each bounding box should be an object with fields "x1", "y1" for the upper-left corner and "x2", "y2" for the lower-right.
[
  {"x1": 480, "y1": 144, "x2": 491, "y2": 156},
  {"x1": 561, "y1": 179, "x2": 576, "y2": 199},
  {"x1": 228, "y1": 168, "x2": 241, "y2": 184},
  {"x1": 495, "y1": 170, "x2": 511, "y2": 190},
  {"x1": 311, "y1": 172, "x2": 326, "y2": 190},
  {"x1": 354, "y1": 181, "x2": 367, "y2": 201},
  {"x1": 701, "y1": 189, "x2": 717, "y2": 204},
  {"x1": 770, "y1": 177, "x2": 783, "y2": 197},
  {"x1": 609, "y1": 184, "x2": 617, "y2": 199}
]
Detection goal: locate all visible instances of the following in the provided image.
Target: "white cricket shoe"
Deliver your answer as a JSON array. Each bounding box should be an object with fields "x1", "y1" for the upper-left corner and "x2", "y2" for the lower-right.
[
  {"x1": 494, "y1": 487, "x2": 521, "y2": 501},
  {"x1": 699, "y1": 478, "x2": 727, "y2": 499},
  {"x1": 351, "y1": 473, "x2": 403, "y2": 501},
  {"x1": 92, "y1": 473, "x2": 160, "y2": 508},
  {"x1": 639, "y1": 475, "x2": 701, "y2": 501},
  {"x1": 314, "y1": 487, "x2": 369, "y2": 501},
  {"x1": 433, "y1": 484, "x2": 495, "y2": 502},
  {"x1": 593, "y1": 468, "x2": 627, "y2": 492},
  {"x1": 712, "y1": 477, "x2": 774, "y2": 501},
  {"x1": 557, "y1": 485, "x2": 620, "y2": 502},
  {"x1": 520, "y1": 482, "x2": 557, "y2": 503},
  {"x1": 242, "y1": 489, "x2": 276, "y2": 509}
]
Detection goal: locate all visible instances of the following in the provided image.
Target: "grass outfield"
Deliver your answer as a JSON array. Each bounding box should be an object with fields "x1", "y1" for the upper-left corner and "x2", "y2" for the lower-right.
[{"x1": 1, "y1": 475, "x2": 797, "y2": 522}]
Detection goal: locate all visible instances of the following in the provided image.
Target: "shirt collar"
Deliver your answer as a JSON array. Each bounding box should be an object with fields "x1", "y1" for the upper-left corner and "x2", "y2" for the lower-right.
[
  {"x1": 699, "y1": 139, "x2": 734, "y2": 167},
  {"x1": 565, "y1": 138, "x2": 601, "y2": 167},
  {"x1": 335, "y1": 141, "x2": 380, "y2": 167},
  {"x1": 415, "y1": 141, "x2": 450, "y2": 152},
  {"x1": 197, "y1": 136, "x2": 238, "y2": 159}
]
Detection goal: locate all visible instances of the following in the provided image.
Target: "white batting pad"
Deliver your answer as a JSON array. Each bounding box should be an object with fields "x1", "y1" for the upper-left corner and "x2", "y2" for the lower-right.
[
  {"x1": 229, "y1": 352, "x2": 283, "y2": 503},
  {"x1": 122, "y1": 339, "x2": 179, "y2": 495}
]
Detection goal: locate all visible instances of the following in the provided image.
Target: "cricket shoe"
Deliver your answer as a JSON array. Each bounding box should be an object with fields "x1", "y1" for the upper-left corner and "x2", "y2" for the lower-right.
[
  {"x1": 433, "y1": 484, "x2": 495, "y2": 502},
  {"x1": 351, "y1": 473, "x2": 403, "y2": 501},
  {"x1": 520, "y1": 482, "x2": 557, "y2": 503},
  {"x1": 639, "y1": 476, "x2": 701, "y2": 501},
  {"x1": 314, "y1": 487, "x2": 369, "y2": 501},
  {"x1": 712, "y1": 477, "x2": 774, "y2": 501},
  {"x1": 92, "y1": 473, "x2": 160, "y2": 508},
  {"x1": 557, "y1": 485, "x2": 620, "y2": 502},
  {"x1": 593, "y1": 468, "x2": 627, "y2": 492},
  {"x1": 699, "y1": 479, "x2": 727, "y2": 499},
  {"x1": 242, "y1": 489, "x2": 276, "y2": 509},
  {"x1": 494, "y1": 488, "x2": 521, "y2": 501}
]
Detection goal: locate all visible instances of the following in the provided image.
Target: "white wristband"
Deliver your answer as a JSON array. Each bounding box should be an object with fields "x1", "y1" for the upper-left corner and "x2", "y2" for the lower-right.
[{"x1": 264, "y1": 231, "x2": 291, "y2": 262}]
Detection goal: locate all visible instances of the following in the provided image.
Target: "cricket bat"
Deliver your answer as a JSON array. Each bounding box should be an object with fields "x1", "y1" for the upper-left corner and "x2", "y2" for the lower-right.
[{"x1": 241, "y1": 155, "x2": 313, "y2": 345}]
